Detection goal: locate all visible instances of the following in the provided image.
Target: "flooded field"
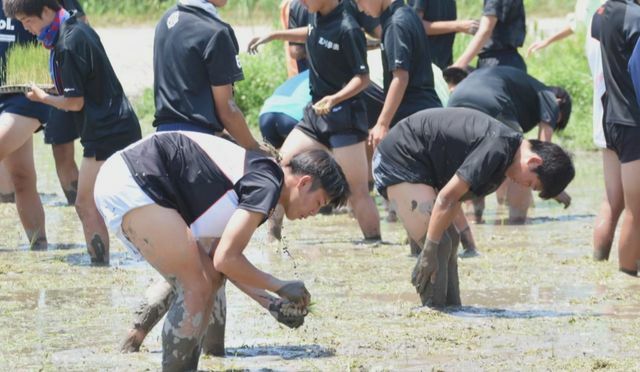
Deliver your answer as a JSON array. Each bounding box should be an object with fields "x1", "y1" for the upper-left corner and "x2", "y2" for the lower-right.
[{"x1": 1, "y1": 136, "x2": 639, "y2": 371}]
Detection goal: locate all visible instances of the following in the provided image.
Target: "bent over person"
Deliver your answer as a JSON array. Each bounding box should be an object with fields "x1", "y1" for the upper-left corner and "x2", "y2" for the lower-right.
[
  {"x1": 373, "y1": 108, "x2": 575, "y2": 307},
  {"x1": 94, "y1": 132, "x2": 349, "y2": 371},
  {"x1": 448, "y1": 66, "x2": 573, "y2": 226}
]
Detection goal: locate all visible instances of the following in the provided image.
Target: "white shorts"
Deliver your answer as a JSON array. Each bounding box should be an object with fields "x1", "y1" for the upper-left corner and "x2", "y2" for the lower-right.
[{"x1": 94, "y1": 152, "x2": 155, "y2": 259}]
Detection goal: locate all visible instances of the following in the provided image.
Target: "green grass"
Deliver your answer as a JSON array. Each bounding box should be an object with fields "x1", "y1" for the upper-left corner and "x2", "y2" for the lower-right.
[
  {"x1": 2, "y1": 43, "x2": 50, "y2": 85},
  {"x1": 235, "y1": 41, "x2": 288, "y2": 127},
  {"x1": 82, "y1": 0, "x2": 280, "y2": 26},
  {"x1": 133, "y1": 41, "x2": 287, "y2": 131},
  {"x1": 456, "y1": 0, "x2": 575, "y2": 18}
]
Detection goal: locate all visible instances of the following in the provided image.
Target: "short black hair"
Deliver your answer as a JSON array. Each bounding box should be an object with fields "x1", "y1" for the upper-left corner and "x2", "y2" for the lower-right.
[
  {"x1": 3, "y1": 0, "x2": 60, "y2": 18},
  {"x1": 529, "y1": 139, "x2": 575, "y2": 199},
  {"x1": 549, "y1": 86, "x2": 572, "y2": 131},
  {"x1": 287, "y1": 150, "x2": 350, "y2": 208},
  {"x1": 442, "y1": 66, "x2": 473, "y2": 86}
]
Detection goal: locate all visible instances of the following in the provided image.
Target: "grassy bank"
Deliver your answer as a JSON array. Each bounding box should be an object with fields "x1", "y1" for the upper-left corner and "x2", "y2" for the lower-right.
[
  {"x1": 85, "y1": 0, "x2": 575, "y2": 25},
  {"x1": 81, "y1": 0, "x2": 280, "y2": 25}
]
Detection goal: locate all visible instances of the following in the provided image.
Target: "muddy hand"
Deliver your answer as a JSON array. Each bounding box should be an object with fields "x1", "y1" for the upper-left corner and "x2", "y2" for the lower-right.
[
  {"x1": 553, "y1": 191, "x2": 571, "y2": 209},
  {"x1": 276, "y1": 280, "x2": 310, "y2": 306},
  {"x1": 411, "y1": 239, "x2": 439, "y2": 293},
  {"x1": 268, "y1": 300, "x2": 306, "y2": 329}
]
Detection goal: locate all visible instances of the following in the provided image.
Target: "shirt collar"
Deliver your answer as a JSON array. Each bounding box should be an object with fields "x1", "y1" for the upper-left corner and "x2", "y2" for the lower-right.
[
  {"x1": 178, "y1": 0, "x2": 220, "y2": 20},
  {"x1": 380, "y1": 0, "x2": 403, "y2": 27}
]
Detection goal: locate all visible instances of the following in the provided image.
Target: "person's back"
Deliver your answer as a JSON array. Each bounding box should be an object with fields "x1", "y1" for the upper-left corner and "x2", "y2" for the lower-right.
[
  {"x1": 380, "y1": 1, "x2": 441, "y2": 121},
  {"x1": 482, "y1": 0, "x2": 526, "y2": 55},
  {"x1": 408, "y1": 0, "x2": 457, "y2": 69},
  {"x1": 376, "y1": 107, "x2": 522, "y2": 198},
  {"x1": 595, "y1": 0, "x2": 640, "y2": 127},
  {"x1": 448, "y1": 66, "x2": 558, "y2": 132},
  {"x1": 153, "y1": 4, "x2": 242, "y2": 131}
]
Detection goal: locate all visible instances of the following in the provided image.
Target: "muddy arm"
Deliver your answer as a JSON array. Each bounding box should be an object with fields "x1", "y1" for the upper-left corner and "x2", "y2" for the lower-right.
[
  {"x1": 427, "y1": 175, "x2": 470, "y2": 242},
  {"x1": 230, "y1": 279, "x2": 276, "y2": 310}
]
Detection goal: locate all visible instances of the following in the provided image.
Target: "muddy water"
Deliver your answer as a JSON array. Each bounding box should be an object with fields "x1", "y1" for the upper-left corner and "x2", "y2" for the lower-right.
[{"x1": 1, "y1": 140, "x2": 639, "y2": 371}]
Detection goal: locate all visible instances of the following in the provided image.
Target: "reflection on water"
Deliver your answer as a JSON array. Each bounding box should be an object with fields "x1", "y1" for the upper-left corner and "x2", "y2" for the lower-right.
[{"x1": 226, "y1": 344, "x2": 334, "y2": 360}]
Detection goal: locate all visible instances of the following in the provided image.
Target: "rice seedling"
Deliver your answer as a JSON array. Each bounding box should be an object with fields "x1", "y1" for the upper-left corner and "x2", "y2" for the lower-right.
[{"x1": 3, "y1": 42, "x2": 50, "y2": 86}]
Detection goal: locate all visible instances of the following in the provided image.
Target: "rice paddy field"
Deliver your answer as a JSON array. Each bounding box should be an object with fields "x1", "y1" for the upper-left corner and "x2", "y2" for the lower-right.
[{"x1": 0, "y1": 140, "x2": 638, "y2": 371}]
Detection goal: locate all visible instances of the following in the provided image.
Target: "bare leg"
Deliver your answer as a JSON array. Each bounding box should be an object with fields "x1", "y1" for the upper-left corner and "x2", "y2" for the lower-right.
[
  {"x1": 453, "y1": 208, "x2": 479, "y2": 258},
  {"x1": 495, "y1": 180, "x2": 508, "y2": 205},
  {"x1": 388, "y1": 183, "x2": 456, "y2": 306},
  {"x1": 0, "y1": 162, "x2": 15, "y2": 202},
  {"x1": 76, "y1": 157, "x2": 109, "y2": 264},
  {"x1": 470, "y1": 197, "x2": 485, "y2": 224},
  {"x1": 4, "y1": 136, "x2": 46, "y2": 249},
  {"x1": 121, "y1": 279, "x2": 175, "y2": 353},
  {"x1": 122, "y1": 204, "x2": 222, "y2": 371},
  {"x1": 333, "y1": 141, "x2": 380, "y2": 239},
  {"x1": 618, "y1": 159, "x2": 640, "y2": 276},
  {"x1": 201, "y1": 284, "x2": 227, "y2": 356},
  {"x1": 505, "y1": 179, "x2": 532, "y2": 224},
  {"x1": 593, "y1": 149, "x2": 624, "y2": 261},
  {"x1": 0, "y1": 113, "x2": 44, "y2": 247},
  {"x1": 52, "y1": 142, "x2": 79, "y2": 205}
]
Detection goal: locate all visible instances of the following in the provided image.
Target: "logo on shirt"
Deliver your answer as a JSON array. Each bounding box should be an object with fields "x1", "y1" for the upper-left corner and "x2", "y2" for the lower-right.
[
  {"x1": 318, "y1": 37, "x2": 340, "y2": 51},
  {"x1": 236, "y1": 55, "x2": 242, "y2": 69},
  {"x1": 0, "y1": 18, "x2": 15, "y2": 31},
  {"x1": 63, "y1": 88, "x2": 76, "y2": 93},
  {"x1": 167, "y1": 11, "x2": 180, "y2": 29}
]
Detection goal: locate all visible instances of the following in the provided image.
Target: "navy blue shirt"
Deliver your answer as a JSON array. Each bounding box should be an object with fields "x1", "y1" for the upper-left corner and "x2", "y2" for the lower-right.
[
  {"x1": 408, "y1": 0, "x2": 457, "y2": 69},
  {"x1": 377, "y1": 107, "x2": 522, "y2": 199},
  {"x1": 592, "y1": 0, "x2": 640, "y2": 127},
  {"x1": 481, "y1": 0, "x2": 526, "y2": 53},
  {"x1": 380, "y1": 1, "x2": 441, "y2": 123},
  {"x1": 448, "y1": 66, "x2": 559, "y2": 133},
  {"x1": 153, "y1": 4, "x2": 243, "y2": 131},
  {"x1": 56, "y1": 16, "x2": 140, "y2": 143},
  {"x1": 306, "y1": 1, "x2": 369, "y2": 101}
]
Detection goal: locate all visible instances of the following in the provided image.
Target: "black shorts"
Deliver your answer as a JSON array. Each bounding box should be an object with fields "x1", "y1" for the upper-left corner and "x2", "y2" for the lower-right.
[
  {"x1": 0, "y1": 94, "x2": 49, "y2": 125},
  {"x1": 477, "y1": 49, "x2": 527, "y2": 72},
  {"x1": 604, "y1": 122, "x2": 640, "y2": 163},
  {"x1": 296, "y1": 97, "x2": 369, "y2": 149},
  {"x1": 44, "y1": 108, "x2": 80, "y2": 145},
  {"x1": 82, "y1": 129, "x2": 142, "y2": 161},
  {"x1": 372, "y1": 150, "x2": 434, "y2": 199},
  {"x1": 363, "y1": 84, "x2": 384, "y2": 129}
]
